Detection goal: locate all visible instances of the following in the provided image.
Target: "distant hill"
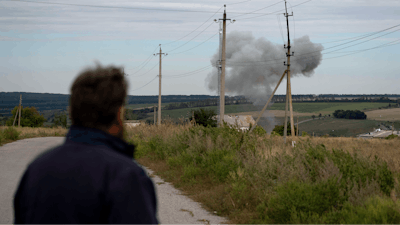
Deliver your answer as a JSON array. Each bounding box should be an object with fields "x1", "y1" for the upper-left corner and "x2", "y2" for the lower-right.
[
  {"x1": 0, "y1": 92, "x2": 218, "y2": 117},
  {"x1": 1, "y1": 92, "x2": 399, "y2": 118}
]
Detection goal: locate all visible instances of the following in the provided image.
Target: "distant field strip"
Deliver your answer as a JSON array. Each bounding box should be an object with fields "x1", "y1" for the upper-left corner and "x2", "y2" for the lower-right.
[
  {"x1": 366, "y1": 108, "x2": 400, "y2": 121},
  {"x1": 157, "y1": 102, "x2": 392, "y2": 119}
]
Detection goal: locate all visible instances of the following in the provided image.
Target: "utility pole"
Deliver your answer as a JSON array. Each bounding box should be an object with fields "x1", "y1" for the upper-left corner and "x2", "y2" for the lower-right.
[
  {"x1": 297, "y1": 116, "x2": 299, "y2": 136},
  {"x1": 215, "y1": 19, "x2": 223, "y2": 126},
  {"x1": 154, "y1": 45, "x2": 167, "y2": 126},
  {"x1": 283, "y1": 0, "x2": 294, "y2": 142},
  {"x1": 18, "y1": 94, "x2": 22, "y2": 127},
  {"x1": 215, "y1": 5, "x2": 233, "y2": 127},
  {"x1": 154, "y1": 106, "x2": 156, "y2": 125}
]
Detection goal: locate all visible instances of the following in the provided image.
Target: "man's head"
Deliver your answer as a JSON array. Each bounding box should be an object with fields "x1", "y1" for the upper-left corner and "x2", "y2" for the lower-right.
[{"x1": 69, "y1": 64, "x2": 128, "y2": 139}]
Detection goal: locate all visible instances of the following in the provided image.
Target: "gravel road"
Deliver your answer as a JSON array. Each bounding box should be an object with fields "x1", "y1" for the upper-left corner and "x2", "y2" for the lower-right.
[{"x1": 0, "y1": 137, "x2": 227, "y2": 224}]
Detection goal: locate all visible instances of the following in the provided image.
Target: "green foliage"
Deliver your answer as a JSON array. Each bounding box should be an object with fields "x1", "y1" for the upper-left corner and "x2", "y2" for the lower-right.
[
  {"x1": 135, "y1": 126, "x2": 397, "y2": 224},
  {"x1": 333, "y1": 109, "x2": 367, "y2": 119},
  {"x1": 2, "y1": 126, "x2": 21, "y2": 140},
  {"x1": 301, "y1": 131, "x2": 309, "y2": 137},
  {"x1": 385, "y1": 134, "x2": 399, "y2": 140},
  {"x1": 190, "y1": 108, "x2": 217, "y2": 127},
  {"x1": 252, "y1": 125, "x2": 266, "y2": 136},
  {"x1": 263, "y1": 179, "x2": 343, "y2": 223},
  {"x1": 52, "y1": 112, "x2": 68, "y2": 128},
  {"x1": 272, "y1": 122, "x2": 297, "y2": 136},
  {"x1": 6, "y1": 106, "x2": 47, "y2": 127}
]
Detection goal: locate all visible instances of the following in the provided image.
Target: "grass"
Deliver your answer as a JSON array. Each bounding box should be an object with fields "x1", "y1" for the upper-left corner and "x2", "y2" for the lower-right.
[
  {"x1": 155, "y1": 102, "x2": 391, "y2": 120},
  {"x1": 366, "y1": 108, "x2": 400, "y2": 121},
  {"x1": 268, "y1": 102, "x2": 391, "y2": 114},
  {"x1": 0, "y1": 125, "x2": 67, "y2": 146},
  {"x1": 298, "y1": 117, "x2": 380, "y2": 137},
  {"x1": 126, "y1": 102, "x2": 175, "y2": 110},
  {"x1": 126, "y1": 122, "x2": 400, "y2": 224}
]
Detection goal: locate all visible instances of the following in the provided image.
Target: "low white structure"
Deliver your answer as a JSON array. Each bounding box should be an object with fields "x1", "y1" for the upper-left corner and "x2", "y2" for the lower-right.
[
  {"x1": 358, "y1": 129, "x2": 399, "y2": 139},
  {"x1": 124, "y1": 120, "x2": 141, "y2": 128},
  {"x1": 216, "y1": 115, "x2": 256, "y2": 131}
]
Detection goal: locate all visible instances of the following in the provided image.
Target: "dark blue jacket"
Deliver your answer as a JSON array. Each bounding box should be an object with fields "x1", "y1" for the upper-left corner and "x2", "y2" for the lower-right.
[{"x1": 14, "y1": 125, "x2": 158, "y2": 224}]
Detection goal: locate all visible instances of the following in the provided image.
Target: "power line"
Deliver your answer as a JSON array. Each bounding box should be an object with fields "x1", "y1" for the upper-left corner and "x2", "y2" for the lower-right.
[
  {"x1": 130, "y1": 76, "x2": 158, "y2": 92},
  {"x1": 239, "y1": 0, "x2": 312, "y2": 20},
  {"x1": 164, "y1": 65, "x2": 213, "y2": 78},
  {"x1": 234, "y1": 0, "x2": 283, "y2": 18},
  {"x1": 225, "y1": 23, "x2": 400, "y2": 65},
  {"x1": 230, "y1": 0, "x2": 252, "y2": 5},
  {"x1": 167, "y1": 22, "x2": 215, "y2": 53},
  {"x1": 6, "y1": 0, "x2": 286, "y2": 15},
  {"x1": 162, "y1": 6, "x2": 223, "y2": 46}
]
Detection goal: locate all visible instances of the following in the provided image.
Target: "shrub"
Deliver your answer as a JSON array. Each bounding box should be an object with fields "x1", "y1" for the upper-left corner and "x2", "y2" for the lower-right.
[
  {"x1": 2, "y1": 126, "x2": 20, "y2": 140},
  {"x1": 301, "y1": 131, "x2": 309, "y2": 137},
  {"x1": 252, "y1": 125, "x2": 266, "y2": 136},
  {"x1": 190, "y1": 108, "x2": 217, "y2": 127},
  {"x1": 385, "y1": 134, "x2": 399, "y2": 140},
  {"x1": 272, "y1": 122, "x2": 297, "y2": 136},
  {"x1": 263, "y1": 178, "x2": 343, "y2": 223}
]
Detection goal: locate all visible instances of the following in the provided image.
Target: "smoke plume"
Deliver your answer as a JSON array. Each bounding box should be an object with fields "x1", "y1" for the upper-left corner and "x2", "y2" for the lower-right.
[
  {"x1": 206, "y1": 31, "x2": 323, "y2": 131},
  {"x1": 207, "y1": 31, "x2": 323, "y2": 102}
]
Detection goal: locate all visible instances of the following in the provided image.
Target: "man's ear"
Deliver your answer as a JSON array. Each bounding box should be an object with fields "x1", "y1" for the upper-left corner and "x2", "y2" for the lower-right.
[{"x1": 118, "y1": 106, "x2": 125, "y2": 125}]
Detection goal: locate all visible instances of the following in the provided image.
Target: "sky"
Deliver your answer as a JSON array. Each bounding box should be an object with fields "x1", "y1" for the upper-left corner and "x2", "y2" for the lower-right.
[{"x1": 1, "y1": 0, "x2": 399, "y2": 96}]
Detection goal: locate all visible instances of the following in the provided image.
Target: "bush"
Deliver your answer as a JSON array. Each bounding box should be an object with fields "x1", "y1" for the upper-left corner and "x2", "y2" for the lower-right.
[
  {"x1": 252, "y1": 125, "x2": 266, "y2": 136},
  {"x1": 2, "y1": 127, "x2": 20, "y2": 141},
  {"x1": 190, "y1": 108, "x2": 217, "y2": 127},
  {"x1": 6, "y1": 106, "x2": 47, "y2": 127},
  {"x1": 301, "y1": 131, "x2": 309, "y2": 137},
  {"x1": 272, "y1": 122, "x2": 297, "y2": 136},
  {"x1": 385, "y1": 134, "x2": 399, "y2": 140}
]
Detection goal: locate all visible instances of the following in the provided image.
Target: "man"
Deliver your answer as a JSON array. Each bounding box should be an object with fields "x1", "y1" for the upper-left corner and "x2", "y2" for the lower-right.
[{"x1": 13, "y1": 65, "x2": 158, "y2": 224}]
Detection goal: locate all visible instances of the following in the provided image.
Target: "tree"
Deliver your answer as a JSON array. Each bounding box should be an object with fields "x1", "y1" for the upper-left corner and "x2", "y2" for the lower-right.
[
  {"x1": 53, "y1": 112, "x2": 68, "y2": 128},
  {"x1": 312, "y1": 115, "x2": 316, "y2": 120},
  {"x1": 272, "y1": 122, "x2": 297, "y2": 136},
  {"x1": 318, "y1": 113, "x2": 322, "y2": 118},
  {"x1": 190, "y1": 108, "x2": 217, "y2": 127},
  {"x1": 6, "y1": 106, "x2": 47, "y2": 127}
]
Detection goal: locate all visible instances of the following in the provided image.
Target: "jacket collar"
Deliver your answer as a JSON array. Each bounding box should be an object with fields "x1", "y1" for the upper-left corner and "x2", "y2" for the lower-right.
[{"x1": 66, "y1": 125, "x2": 135, "y2": 159}]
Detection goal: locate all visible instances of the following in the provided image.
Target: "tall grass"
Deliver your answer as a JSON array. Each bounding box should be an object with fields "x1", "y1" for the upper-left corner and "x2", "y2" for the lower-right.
[
  {"x1": 0, "y1": 126, "x2": 67, "y2": 146},
  {"x1": 127, "y1": 123, "x2": 400, "y2": 224}
]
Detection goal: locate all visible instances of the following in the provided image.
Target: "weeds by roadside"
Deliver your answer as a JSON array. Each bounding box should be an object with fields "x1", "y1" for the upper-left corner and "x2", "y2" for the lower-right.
[
  {"x1": 0, "y1": 126, "x2": 67, "y2": 146},
  {"x1": 128, "y1": 123, "x2": 400, "y2": 224}
]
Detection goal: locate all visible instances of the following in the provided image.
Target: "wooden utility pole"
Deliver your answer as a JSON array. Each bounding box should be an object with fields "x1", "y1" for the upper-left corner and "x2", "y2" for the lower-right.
[
  {"x1": 217, "y1": 5, "x2": 231, "y2": 127},
  {"x1": 154, "y1": 106, "x2": 156, "y2": 125},
  {"x1": 154, "y1": 45, "x2": 167, "y2": 125},
  {"x1": 18, "y1": 94, "x2": 22, "y2": 127},
  {"x1": 297, "y1": 116, "x2": 299, "y2": 136},
  {"x1": 283, "y1": 0, "x2": 294, "y2": 142}
]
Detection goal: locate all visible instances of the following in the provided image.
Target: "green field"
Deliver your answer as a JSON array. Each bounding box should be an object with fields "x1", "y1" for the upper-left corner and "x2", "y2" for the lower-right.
[
  {"x1": 268, "y1": 102, "x2": 391, "y2": 113},
  {"x1": 161, "y1": 104, "x2": 261, "y2": 119},
  {"x1": 125, "y1": 102, "x2": 173, "y2": 110},
  {"x1": 154, "y1": 102, "x2": 391, "y2": 120},
  {"x1": 298, "y1": 118, "x2": 400, "y2": 137}
]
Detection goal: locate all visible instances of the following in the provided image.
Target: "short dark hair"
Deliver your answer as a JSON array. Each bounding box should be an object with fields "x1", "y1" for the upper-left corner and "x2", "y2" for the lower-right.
[{"x1": 69, "y1": 64, "x2": 128, "y2": 130}]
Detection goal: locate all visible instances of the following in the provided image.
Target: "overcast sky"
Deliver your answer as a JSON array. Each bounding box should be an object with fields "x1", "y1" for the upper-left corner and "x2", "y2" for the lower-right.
[{"x1": 1, "y1": 0, "x2": 399, "y2": 96}]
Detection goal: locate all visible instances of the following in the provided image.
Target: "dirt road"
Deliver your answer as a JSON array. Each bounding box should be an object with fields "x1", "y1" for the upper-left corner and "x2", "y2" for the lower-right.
[{"x1": 0, "y1": 137, "x2": 226, "y2": 224}]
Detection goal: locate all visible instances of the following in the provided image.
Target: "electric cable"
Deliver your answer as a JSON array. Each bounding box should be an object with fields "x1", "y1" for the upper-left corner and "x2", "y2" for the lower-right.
[
  {"x1": 162, "y1": 6, "x2": 223, "y2": 46},
  {"x1": 6, "y1": 0, "x2": 285, "y2": 15},
  {"x1": 130, "y1": 76, "x2": 158, "y2": 92},
  {"x1": 239, "y1": 0, "x2": 312, "y2": 20},
  {"x1": 234, "y1": 0, "x2": 283, "y2": 19},
  {"x1": 225, "y1": 23, "x2": 400, "y2": 65},
  {"x1": 167, "y1": 22, "x2": 215, "y2": 53}
]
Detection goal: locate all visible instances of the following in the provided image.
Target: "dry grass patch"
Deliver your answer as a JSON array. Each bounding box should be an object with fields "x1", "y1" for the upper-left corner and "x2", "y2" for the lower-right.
[{"x1": 366, "y1": 108, "x2": 400, "y2": 121}]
